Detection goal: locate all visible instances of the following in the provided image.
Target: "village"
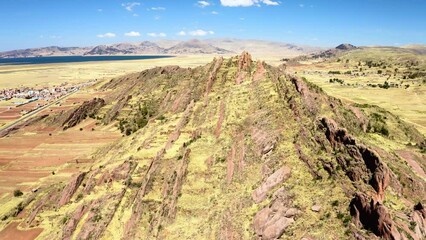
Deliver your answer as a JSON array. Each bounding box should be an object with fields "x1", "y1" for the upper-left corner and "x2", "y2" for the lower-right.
[
  {"x1": 0, "y1": 79, "x2": 97, "y2": 105},
  {"x1": 0, "y1": 79, "x2": 98, "y2": 123}
]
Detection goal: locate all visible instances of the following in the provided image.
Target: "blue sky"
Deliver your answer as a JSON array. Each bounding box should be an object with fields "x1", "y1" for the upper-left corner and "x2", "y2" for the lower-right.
[{"x1": 0, "y1": 0, "x2": 425, "y2": 51}]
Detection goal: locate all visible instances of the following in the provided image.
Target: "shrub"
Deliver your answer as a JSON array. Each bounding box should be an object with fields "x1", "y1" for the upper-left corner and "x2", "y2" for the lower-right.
[
  {"x1": 380, "y1": 126, "x2": 390, "y2": 136},
  {"x1": 76, "y1": 193, "x2": 83, "y2": 201},
  {"x1": 13, "y1": 189, "x2": 23, "y2": 197},
  {"x1": 61, "y1": 215, "x2": 69, "y2": 225}
]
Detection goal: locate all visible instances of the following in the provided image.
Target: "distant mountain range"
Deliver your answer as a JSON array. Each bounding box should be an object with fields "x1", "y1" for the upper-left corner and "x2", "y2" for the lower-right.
[{"x1": 0, "y1": 39, "x2": 323, "y2": 58}]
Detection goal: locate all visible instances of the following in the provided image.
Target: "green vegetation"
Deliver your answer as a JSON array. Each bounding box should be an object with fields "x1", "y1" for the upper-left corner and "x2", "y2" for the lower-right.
[{"x1": 13, "y1": 189, "x2": 23, "y2": 197}]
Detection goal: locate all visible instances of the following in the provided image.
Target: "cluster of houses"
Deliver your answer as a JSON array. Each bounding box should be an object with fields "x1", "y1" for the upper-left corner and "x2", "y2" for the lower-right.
[{"x1": 0, "y1": 80, "x2": 97, "y2": 104}]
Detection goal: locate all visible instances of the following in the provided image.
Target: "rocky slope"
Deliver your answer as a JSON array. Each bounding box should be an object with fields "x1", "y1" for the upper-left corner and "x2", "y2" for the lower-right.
[{"x1": 1, "y1": 52, "x2": 425, "y2": 239}]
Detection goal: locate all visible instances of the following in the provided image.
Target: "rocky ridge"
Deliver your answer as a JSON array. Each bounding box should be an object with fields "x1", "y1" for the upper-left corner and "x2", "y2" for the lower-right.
[{"x1": 1, "y1": 52, "x2": 425, "y2": 240}]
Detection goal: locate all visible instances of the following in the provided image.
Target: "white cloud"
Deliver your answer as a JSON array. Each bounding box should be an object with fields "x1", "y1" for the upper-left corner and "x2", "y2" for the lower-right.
[
  {"x1": 220, "y1": 0, "x2": 279, "y2": 7},
  {"x1": 97, "y1": 9, "x2": 103, "y2": 12},
  {"x1": 151, "y1": 7, "x2": 165, "y2": 10},
  {"x1": 97, "y1": 32, "x2": 116, "y2": 38},
  {"x1": 188, "y1": 29, "x2": 215, "y2": 36},
  {"x1": 211, "y1": 11, "x2": 219, "y2": 14},
  {"x1": 299, "y1": 4, "x2": 305, "y2": 8},
  {"x1": 263, "y1": 0, "x2": 279, "y2": 6},
  {"x1": 122, "y1": 2, "x2": 140, "y2": 11},
  {"x1": 133, "y1": 13, "x2": 139, "y2": 17},
  {"x1": 177, "y1": 31, "x2": 187, "y2": 36},
  {"x1": 147, "y1": 32, "x2": 167, "y2": 37},
  {"x1": 124, "y1": 31, "x2": 141, "y2": 37},
  {"x1": 197, "y1": 1, "x2": 211, "y2": 8}
]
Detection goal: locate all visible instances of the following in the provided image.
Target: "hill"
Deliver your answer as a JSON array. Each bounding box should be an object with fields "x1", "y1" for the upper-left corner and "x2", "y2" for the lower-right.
[
  {"x1": 165, "y1": 39, "x2": 231, "y2": 54},
  {"x1": 0, "y1": 52, "x2": 425, "y2": 240},
  {"x1": 286, "y1": 45, "x2": 426, "y2": 136},
  {"x1": 84, "y1": 41, "x2": 165, "y2": 55},
  {"x1": 0, "y1": 46, "x2": 91, "y2": 58},
  {"x1": 0, "y1": 39, "x2": 321, "y2": 59}
]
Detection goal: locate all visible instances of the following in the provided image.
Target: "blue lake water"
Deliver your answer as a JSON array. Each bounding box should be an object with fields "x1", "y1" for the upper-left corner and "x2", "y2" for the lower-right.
[{"x1": 0, "y1": 55, "x2": 173, "y2": 66}]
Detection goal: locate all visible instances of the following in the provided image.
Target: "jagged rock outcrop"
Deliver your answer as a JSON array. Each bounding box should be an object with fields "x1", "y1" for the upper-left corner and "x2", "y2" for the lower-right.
[
  {"x1": 319, "y1": 117, "x2": 392, "y2": 201},
  {"x1": 253, "y1": 188, "x2": 298, "y2": 240},
  {"x1": 63, "y1": 98, "x2": 105, "y2": 129},
  {"x1": 238, "y1": 51, "x2": 252, "y2": 72},
  {"x1": 236, "y1": 51, "x2": 253, "y2": 84},
  {"x1": 252, "y1": 167, "x2": 291, "y2": 203},
  {"x1": 350, "y1": 193, "x2": 401, "y2": 239},
  {"x1": 62, "y1": 204, "x2": 90, "y2": 240},
  {"x1": 58, "y1": 172, "x2": 86, "y2": 207},
  {"x1": 411, "y1": 203, "x2": 426, "y2": 239}
]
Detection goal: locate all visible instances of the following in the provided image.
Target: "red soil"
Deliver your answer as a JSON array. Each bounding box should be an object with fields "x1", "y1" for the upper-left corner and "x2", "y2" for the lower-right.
[
  {"x1": 0, "y1": 222, "x2": 42, "y2": 240},
  {"x1": 0, "y1": 95, "x2": 120, "y2": 197}
]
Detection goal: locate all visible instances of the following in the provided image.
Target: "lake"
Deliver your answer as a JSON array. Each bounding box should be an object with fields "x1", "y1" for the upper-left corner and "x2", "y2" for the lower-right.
[{"x1": 0, "y1": 55, "x2": 173, "y2": 66}]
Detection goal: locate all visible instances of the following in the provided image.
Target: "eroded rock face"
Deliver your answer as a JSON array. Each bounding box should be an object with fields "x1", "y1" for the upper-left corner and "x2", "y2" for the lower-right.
[
  {"x1": 238, "y1": 51, "x2": 252, "y2": 72},
  {"x1": 350, "y1": 193, "x2": 401, "y2": 240},
  {"x1": 319, "y1": 117, "x2": 391, "y2": 201},
  {"x1": 411, "y1": 203, "x2": 426, "y2": 239},
  {"x1": 252, "y1": 167, "x2": 291, "y2": 203},
  {"x1": 63, "y1": 98, "x2": 105, "y2": 129},
  {"x1": 62, "y1": 203, "x2": 90, "y2": 240},
  {"x1": 236, "y1": 51, "x2": 253, "y2": 84},
  {"x1": 58, "y1": 172, "x2": 86, "y2": 207},
  {"x1": 253, "y1": 188, "x2": 297, "y2": 240},
  {"x1": 320, "y1": 118, "x2": 356, "y2": 147}
]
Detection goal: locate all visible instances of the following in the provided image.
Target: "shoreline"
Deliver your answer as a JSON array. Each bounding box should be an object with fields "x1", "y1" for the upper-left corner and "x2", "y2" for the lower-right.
[{"x1": 0, "y1": 55, "x2": 175, "y2": 66}]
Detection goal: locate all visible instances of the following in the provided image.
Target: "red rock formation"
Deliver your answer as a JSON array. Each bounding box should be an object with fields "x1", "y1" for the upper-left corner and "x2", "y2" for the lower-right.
[
  {"x1": 63, "y1": 98, "x2": 105, "y2": 129},
  {"x1": 62, "y1": 203, "x2": 90, "y2": 240},
  {"x1": 226, "y1": 144, "x2": 236, "y2": 184},
  {"x1": 253, "y1": 188, "x2": 297, "y2": 240},
  {"x1": 252, "y1": 167, "x2": 291, "y2": 203},
  {"x1": 124, "y1": 149, "x2": 165, "y2": 238},
  {"x1": 410, "y1": 203, "x2": 426, "y2": 239},
  {"x1": 253, "y1": 61, "x2": 266, "y2": 82},
  {"x1": 166, "y1": 100, "x2": 194, "y2": 149},
  {"x1": 215, "y1": 100, "x2": 225, "y2": 138},
  {"x1": 290, "y1": 75, "x2": 319, "y2": 114},
  {"x1": 226, "y1": 133, "x2": 245, "y2": 184},
  {"x1": 236, "y1": 51, "x2": 252, "y2": 84},
  {"x1": 57, "y1": 172, "x2": 86, "y2": 207},
  {"x1": 350, "y1": 193, "x2": 401, "y2": 240},
  {"x1": 76, "y1": 190, "x2": 125, "y2": 240},
  {"x1": 111, "y1": 161, "x2": 133, "y2": 180},
  {"x1": 205, "y1": 57, "x2": 224, "y2": 95},
  {"x1": 320, "y1": 117, "x2": 391, "y2": 201}
]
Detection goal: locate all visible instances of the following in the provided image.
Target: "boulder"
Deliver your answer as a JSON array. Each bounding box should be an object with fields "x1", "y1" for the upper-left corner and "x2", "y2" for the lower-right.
[{"x1": 252, "y1": 166, "x2": 291, "y2": 203}]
